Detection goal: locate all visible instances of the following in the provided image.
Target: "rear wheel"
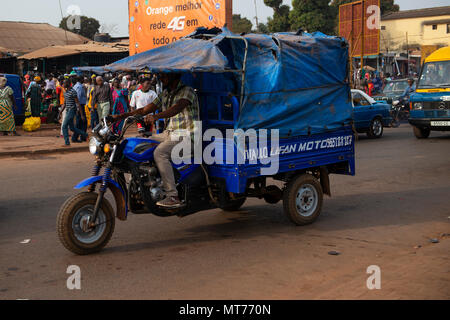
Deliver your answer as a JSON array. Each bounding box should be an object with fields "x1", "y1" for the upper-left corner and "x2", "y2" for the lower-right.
[
  {"x1": 390, "y1": 111, "x2": 401, "y2": 128},
  {"x1": 283, "y1": 174, "x2": 323, "y2": 226},
  {"x1": 367, "y1": 118, "x2": 383, "y2": 138},
  {"x1": 57, "y1": 192, "x2": 115, "y2": 255},
  {"x1": 413, "y1": 126, "x2": 430, "y2": 139}
]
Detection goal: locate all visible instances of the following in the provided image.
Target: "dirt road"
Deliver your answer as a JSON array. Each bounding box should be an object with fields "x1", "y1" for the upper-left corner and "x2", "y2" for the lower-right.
[{"x1": 0, "y1": 126, "x2": 449, "y2": 299}]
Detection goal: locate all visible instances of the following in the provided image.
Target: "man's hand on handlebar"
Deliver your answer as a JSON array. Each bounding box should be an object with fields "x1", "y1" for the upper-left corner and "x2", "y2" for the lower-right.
[{"x1": 105, "y1": 115, "x2": 117, "y2": 124}]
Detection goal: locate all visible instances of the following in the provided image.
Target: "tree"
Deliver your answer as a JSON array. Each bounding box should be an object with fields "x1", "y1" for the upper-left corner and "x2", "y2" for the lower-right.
[
  {"x1": 59, "y1": 16, "x2": 100, "y2": 40},
  {"x1": 232, "y1": 14, "x2": 253, "y2": 34},
  {"x1": 331, "y1": 0, "x2": 399, "y2": 16},
  {"x1": 256, "y1": 23, "x2": 269, "y2": 34},
  {"x1": 379, "y1": 0, "x2": 400, "y2": 15},
  {"x1": 264, "y1": 0, "x2": 292, "y2": 32},
  {"x1": 289, "y1": 0, "x2": 336, "y2": 34}
]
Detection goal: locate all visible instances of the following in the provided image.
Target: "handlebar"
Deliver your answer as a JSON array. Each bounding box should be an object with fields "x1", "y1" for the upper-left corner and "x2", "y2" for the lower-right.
[
  {"x1": 105, "y1": 115, "x2": 144, "y2": 125},
  {"x1": 105, "y1": 115, "x2": 148, "y2": 141}
]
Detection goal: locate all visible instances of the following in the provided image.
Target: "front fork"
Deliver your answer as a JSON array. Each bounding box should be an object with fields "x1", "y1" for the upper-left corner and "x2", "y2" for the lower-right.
[
  {"x1": 89, "y1": 146, "x2": 117, "y2": 228},
  {"x1": 90, "y1": 167, "x2": 112, "y2": 227}
]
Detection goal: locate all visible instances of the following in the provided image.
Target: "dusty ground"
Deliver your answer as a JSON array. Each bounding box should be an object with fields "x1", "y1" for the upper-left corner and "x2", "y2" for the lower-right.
[{"x1": 0, "y1": 125, "x2": 449, "y2": 300}]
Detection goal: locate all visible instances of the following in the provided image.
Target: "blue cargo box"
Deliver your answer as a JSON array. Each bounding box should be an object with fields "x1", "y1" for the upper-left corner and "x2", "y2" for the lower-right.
[{"x1": 208, "y1": 126, "x2": 355, "y2": 193}]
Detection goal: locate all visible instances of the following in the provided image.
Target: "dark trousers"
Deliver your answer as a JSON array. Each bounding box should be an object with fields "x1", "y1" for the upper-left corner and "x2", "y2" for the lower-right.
[
  {"x1": 62, "y1": 108, "x2": 87, "y2": 145},
  {"x1": 90, "y1": 108, "x2": 99, "y2": 130},
  {"x1": 72, "y1": 105, "x2": 87, "y2": 142}
]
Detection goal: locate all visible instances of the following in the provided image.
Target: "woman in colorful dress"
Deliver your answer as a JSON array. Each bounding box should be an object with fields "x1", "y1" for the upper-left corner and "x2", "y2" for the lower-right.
[
  {"x1": 111, "y1": 78, "x2": 128, "y2": 133},
  {"x1": 0, "y1": 77, "x2": 19, "y2": 136}
]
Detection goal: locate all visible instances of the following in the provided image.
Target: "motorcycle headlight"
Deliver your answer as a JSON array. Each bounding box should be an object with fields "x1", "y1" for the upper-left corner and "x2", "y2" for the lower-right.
[
  {"x1": 89, "y1": 137, "x2": 102, "y2": 155},
  {"x1": 413, "y1": 102, "x2": 423, "y2": 110}
]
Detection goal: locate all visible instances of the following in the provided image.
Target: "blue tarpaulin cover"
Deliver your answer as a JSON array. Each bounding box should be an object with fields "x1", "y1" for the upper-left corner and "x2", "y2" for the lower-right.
[
  {"x1": 75, "y1": 28, "x2": 352, "y2": 137},
  {"x1": 76, "y1": 38, "x2": 231, "y2": 74}
]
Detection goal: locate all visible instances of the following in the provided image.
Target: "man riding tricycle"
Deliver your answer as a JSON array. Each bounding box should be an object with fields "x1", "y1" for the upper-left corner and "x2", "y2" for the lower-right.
[{"x1": 57, "y1": 28, "x2": 355, "y2": 255}]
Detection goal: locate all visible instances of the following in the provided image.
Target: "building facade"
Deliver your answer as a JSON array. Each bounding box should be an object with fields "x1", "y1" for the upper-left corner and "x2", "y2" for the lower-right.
[
  {"x1": 381, "y1": 6, "x2": 450, "y2": 57},
  {"x1": 380, "y1": 6, "x2": 450, "y2": 77}
]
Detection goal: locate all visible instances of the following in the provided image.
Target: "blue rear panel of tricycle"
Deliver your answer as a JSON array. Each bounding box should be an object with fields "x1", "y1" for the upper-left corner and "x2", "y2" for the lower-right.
[{"x1": 208, "y1": 127, "x2": 355, "y2": 193}]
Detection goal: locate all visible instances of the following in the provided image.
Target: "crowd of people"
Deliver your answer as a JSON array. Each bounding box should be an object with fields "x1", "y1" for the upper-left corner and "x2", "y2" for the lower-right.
[
  {"x1": 1, "y1": 71, "x2": 161, "y2": 145},
  {"x1": 356, "y1": 69, "x2": 388, "y2": 97},
  {"x1": 2, "y1": 70, "x2": 199, "y2": 207},
  {"x1": 354, "y1": 67, "x2": 419, "y2": 97}
]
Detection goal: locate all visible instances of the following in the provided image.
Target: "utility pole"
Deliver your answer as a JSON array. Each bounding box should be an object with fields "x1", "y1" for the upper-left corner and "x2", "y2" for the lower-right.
[
  {"x1": 254, "y1": 0, "x2": 259, "y2": 31},
  {"x1": 58, "y1": 0, "x2": 69, "y2": 45},
  {"x1": 361, "y1": 0, "x2": 365, "y2": 75},
  {"x1": 406, "y1": 32, "x2": 409, "y2": 77}
]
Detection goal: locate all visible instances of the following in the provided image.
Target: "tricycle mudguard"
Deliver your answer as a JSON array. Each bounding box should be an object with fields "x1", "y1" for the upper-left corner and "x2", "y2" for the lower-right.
[{"x1": 74, "y1": 176, "x2": 128, "y2": 221}]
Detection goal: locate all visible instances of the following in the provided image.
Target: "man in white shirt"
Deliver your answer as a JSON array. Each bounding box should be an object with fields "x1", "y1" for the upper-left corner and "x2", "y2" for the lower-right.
[{"x1": 130, "y1": 78, "x2": 158, "y2": 110}]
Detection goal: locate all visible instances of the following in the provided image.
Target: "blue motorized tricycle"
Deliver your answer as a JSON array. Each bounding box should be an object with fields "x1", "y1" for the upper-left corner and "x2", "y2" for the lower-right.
[{"x1": 58, "y1": 28, "x2": 355, "y2": 255}]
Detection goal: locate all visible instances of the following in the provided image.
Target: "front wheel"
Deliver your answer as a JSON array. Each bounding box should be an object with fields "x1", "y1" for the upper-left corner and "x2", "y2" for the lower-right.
[
  {"x1": 57, "y1": 192, "x2": 115, "y2": 255},
  {"x1": 413, "y1": 126, "x2": 430, "y2": 139},
  {"x1": 283, "y1": 174, "x2": 323, "y2": 226},
  {"x1": 367, "y1": 118, "x2": 383, "y2": 138},
  {"x1": 390, "y1": 110, "x2": 401, "y2": 128}
]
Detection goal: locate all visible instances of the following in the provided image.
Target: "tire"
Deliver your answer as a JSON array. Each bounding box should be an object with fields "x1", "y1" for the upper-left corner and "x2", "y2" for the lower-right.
[
  {"x1": 413, "y1": 126, "x2": 430, "y2": 139},
  {"x1": 391, "y1": 119, "x2": 400, "y2": 128},
  {"x1": 283, "y1": 174, "x2": 323, "y2": 226},
  {"x1": 221, "y1": 198, "x2": 246, "y2": 212},
  {"x1": 57, "y1": 192, "x2": 115, "y2": 255},
  {"x1": 367, "y1": 118, "x2": 383, "y2": 138},
  {"x1": 390, "y1": 111, "x2": 401, "y2": 128}
]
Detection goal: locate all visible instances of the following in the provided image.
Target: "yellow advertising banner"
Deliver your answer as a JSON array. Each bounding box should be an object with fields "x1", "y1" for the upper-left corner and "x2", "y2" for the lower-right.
[{"x1": 129, "y1": 0, "x2": 231, "y2": 55}]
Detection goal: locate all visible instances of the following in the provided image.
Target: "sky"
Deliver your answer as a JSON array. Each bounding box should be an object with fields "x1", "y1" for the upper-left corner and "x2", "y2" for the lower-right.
[{"x1": 0, "y1": 0, "x2": 449, "y2": 37}]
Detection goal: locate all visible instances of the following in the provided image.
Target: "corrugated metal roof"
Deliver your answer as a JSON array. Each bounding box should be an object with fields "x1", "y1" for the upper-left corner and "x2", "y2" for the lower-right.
[
  {"x1": 0, "y1": 46, "x2": 16, "y2": 59},
  {"x1": 18, "y1": 41, "x2": 129, "y2": 60},
  {"x1": 0, "y1": 21, "x2": 89, "y2": 55},
  {"x1": 382, "y1": 6, "x2": 450, "y2": 21},
  {"x1": 0, "y1": 46, "x2": 12, "y2": 53}
]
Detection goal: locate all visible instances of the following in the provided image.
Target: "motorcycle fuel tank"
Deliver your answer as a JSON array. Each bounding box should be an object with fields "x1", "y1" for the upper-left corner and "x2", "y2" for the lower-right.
[
  {"x1": 122, "y1": 137, "x2": 160, "y2": 162},
  {"x1": 121, "y1": 137, "x2": 202, "y2": 184}
]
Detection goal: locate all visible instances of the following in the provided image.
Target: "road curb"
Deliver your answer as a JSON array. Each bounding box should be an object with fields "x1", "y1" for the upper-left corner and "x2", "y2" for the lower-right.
[{"x1": 0, "y1": 146, "x2": 87, "y2": 158}]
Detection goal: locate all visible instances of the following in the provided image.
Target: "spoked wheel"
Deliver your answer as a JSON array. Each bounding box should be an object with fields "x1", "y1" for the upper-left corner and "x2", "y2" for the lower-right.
[
  {"x1": 367, "y1": 118, "x2": 383, "y2": 138},
  {"x1": 390, "y1": 112, "x2": 401, "y2": 128},
  {"x1": 57, "y1": 192, "x2": 115, "y2": 255},
  {"x1": 391, "y1": 119, "x2": 400, "y2": 128},
  {"x1": 283, "y1": 174, "x2": 323, "y2": 226}
]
